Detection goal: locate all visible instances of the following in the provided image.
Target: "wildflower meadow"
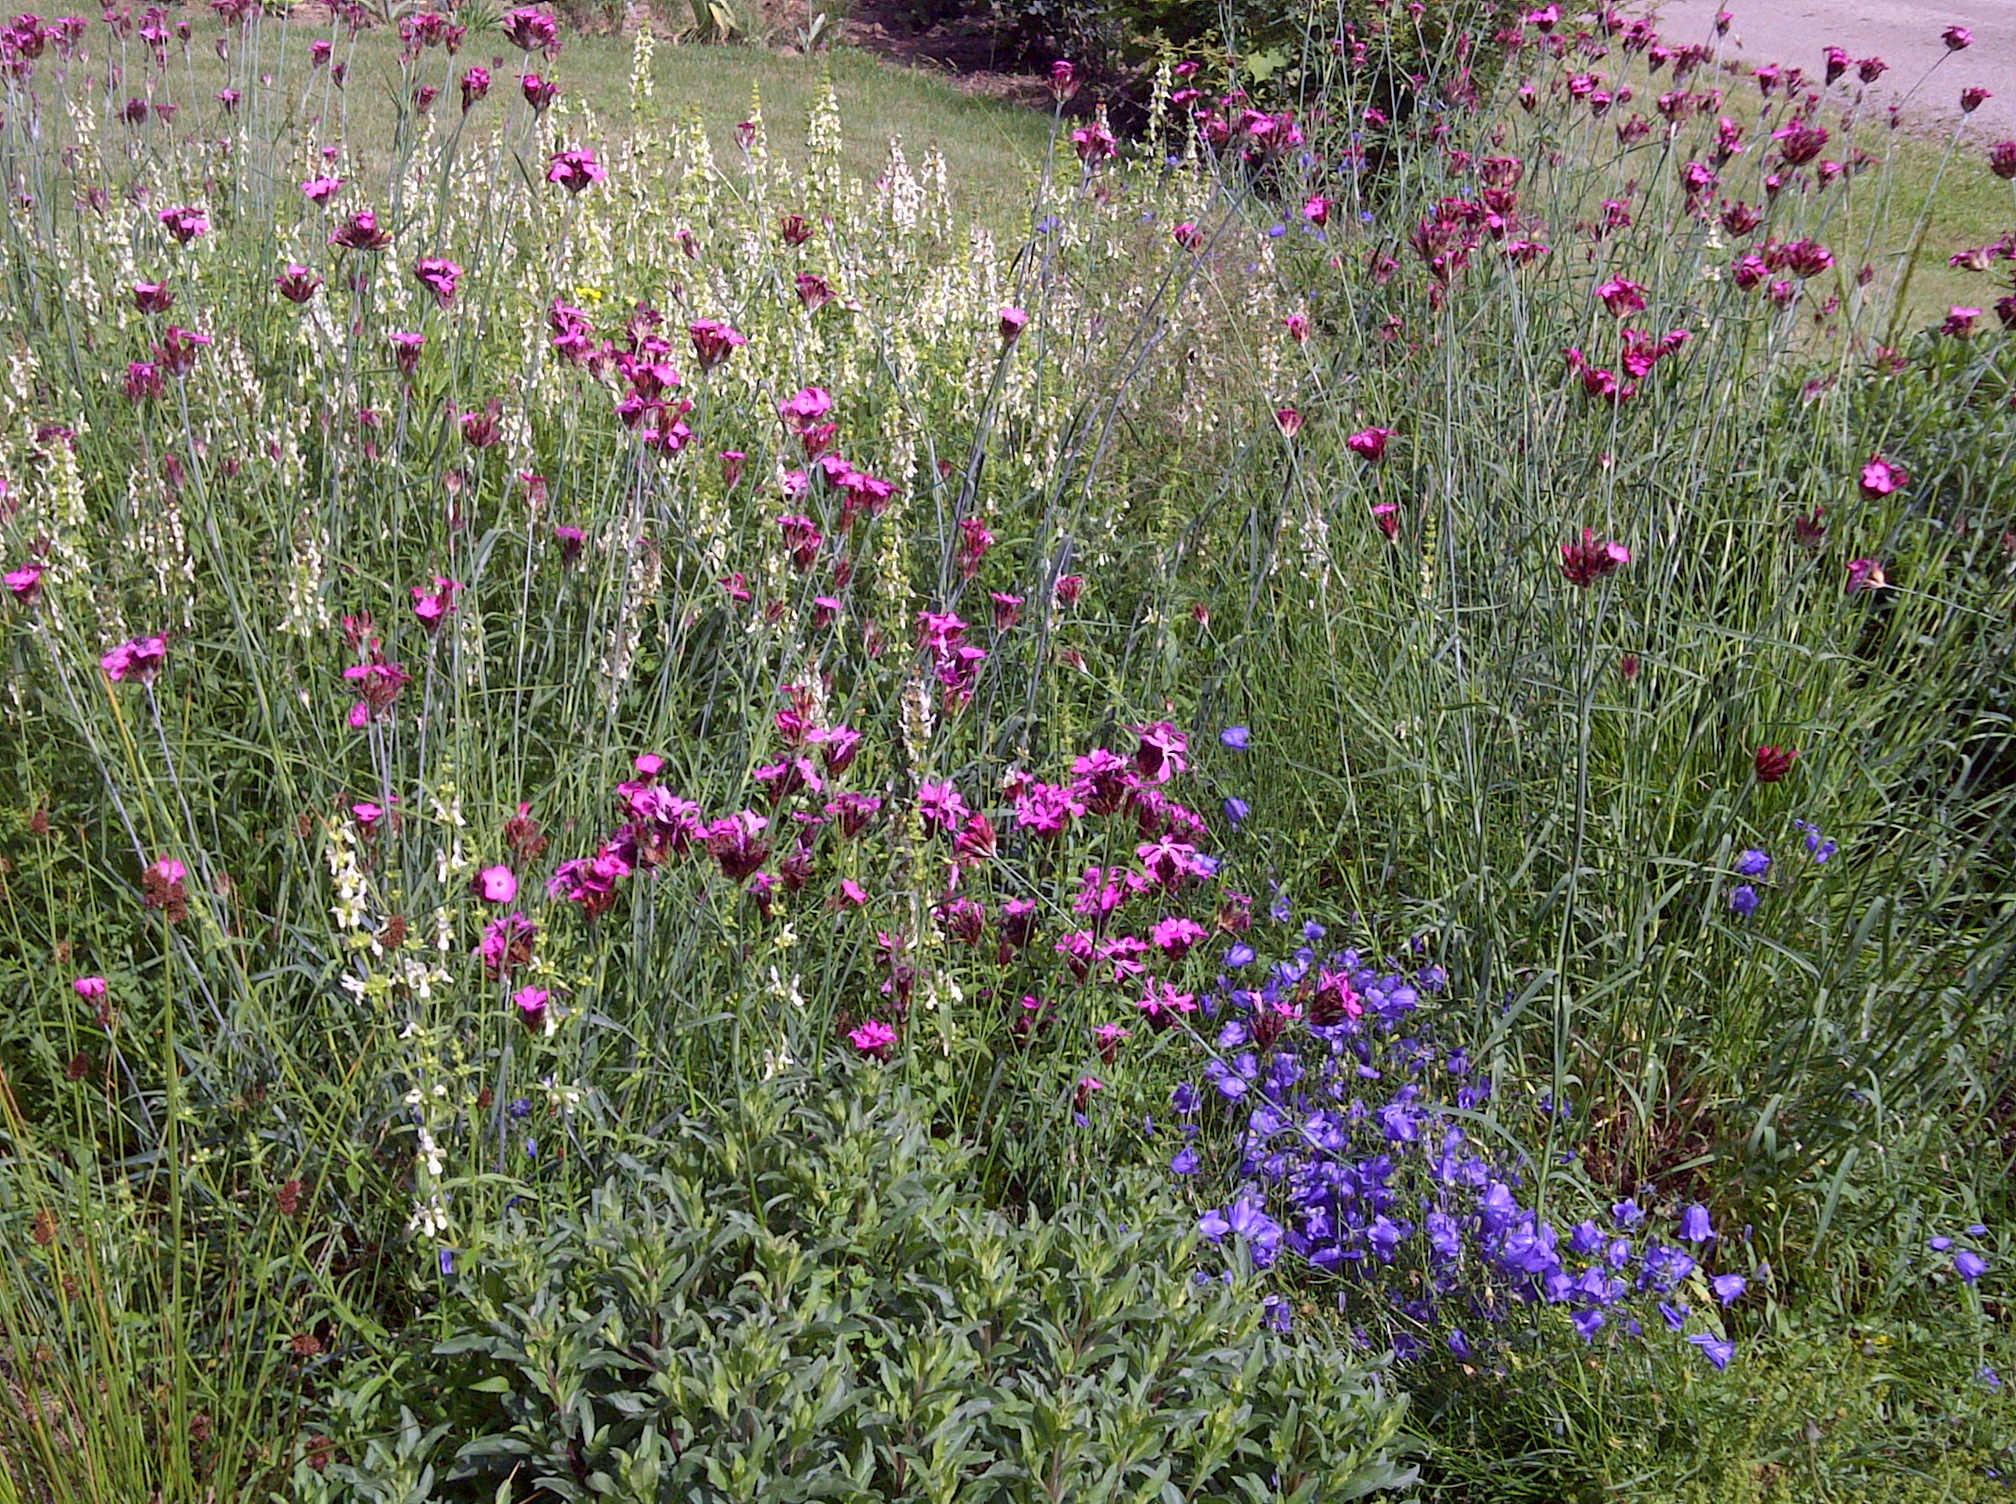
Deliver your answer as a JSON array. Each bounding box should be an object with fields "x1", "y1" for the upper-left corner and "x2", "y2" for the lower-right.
[{"x1": 1, "y1": 0, "x2": 2014, "y2": 1498}]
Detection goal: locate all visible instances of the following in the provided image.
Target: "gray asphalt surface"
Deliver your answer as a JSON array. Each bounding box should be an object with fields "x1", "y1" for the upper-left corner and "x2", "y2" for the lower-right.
[{"x1": 1642, "y1": 1, "x2": 2016, "y2": 137}]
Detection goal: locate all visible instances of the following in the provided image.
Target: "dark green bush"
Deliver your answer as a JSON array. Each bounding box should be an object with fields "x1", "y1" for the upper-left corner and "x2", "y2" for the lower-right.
[{"x1": 417, "y1": 1082, "x2": 1415, "y2": 1501}]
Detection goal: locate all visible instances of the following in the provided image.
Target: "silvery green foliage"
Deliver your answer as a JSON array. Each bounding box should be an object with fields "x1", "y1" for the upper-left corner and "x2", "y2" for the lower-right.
[{"x1": 433, "y1": 1082, "x2": 1416, "y2": 1502}]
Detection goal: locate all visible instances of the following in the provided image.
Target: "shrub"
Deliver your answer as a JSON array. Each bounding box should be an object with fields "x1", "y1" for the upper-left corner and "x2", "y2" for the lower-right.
[{"x1": 366, "y1": 1082, "x2": 1420, "y2": 1500}]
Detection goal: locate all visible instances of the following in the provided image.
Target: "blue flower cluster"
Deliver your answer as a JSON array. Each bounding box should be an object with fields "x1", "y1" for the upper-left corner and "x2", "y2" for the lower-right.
[{"x1": 1170, "y1": 932, "x2": 1758, "y2": 1372}]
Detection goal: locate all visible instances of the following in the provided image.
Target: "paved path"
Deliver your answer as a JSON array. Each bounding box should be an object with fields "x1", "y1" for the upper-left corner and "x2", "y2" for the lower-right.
[{"x1": 1642, "y1": 1, "x2": 2016, "y2": 138}]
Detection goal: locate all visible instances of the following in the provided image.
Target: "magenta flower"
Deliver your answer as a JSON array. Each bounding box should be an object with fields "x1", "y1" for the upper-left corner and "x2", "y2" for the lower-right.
[
  {"x1": 155, "y1": 326, "x2": 211, "y2": 377},
  {"x1": 1560, "y1": 529, "x2": 1631, "y2": 587},
  {"x1": 1846, "y1": 558, "x2": 1888, "y2": 594},
  {"x1": 500, "y1": 6, "x2": 558, "y2": 53},
  {"x1": 343, "y1": 660, "x2": 410, "y2": 725},
  {"x1": 132, "y1": 282, "x2": 174, "y2": 315},
  {"x1": 1275, "y1": 407, "x2": 1303, "y2": 438},
  {"x1": 1173, "y1": 221, "x2": 1204, "y2": 251},
  {"x1": 513, "y1": 986, "x2": 549, "y2": 1032},
  {"x1": 1860, "y1": 456, "x2": 1908, "y2": 499},
  {"x1": 1054, "y1": 574, "x2": 1084, "y2": 607},
  {"x1": 275, "y1": 264, "x2": 322, "y2": 303},
  {"x1": 476, "y1": 865, "x2": 517, "y2": 904},
  {"x1": 414, "y1": 256, "x2": 462, "y2": 306},
  {"x1": 553, "y1": 524, "x2": 585, "y2": 563},
  {"x1": 702, "y1": 811, "x2": 769, "y2": 882},
  {"x1": 1284, "y1": 312, "x2": 1310, "y2": 343},
  {"x1": 6, "y1": 563, "x2": 44, "y2": 603},
  {"x1": 1753, "y1": 745, "x2": 1798, "y2": 784},
  {"x1": 74, "y1": 976, "x2": 108, "y2": 1000},
  {"x1": 1943, "y1": 306, "x2": 1984, "y2": 337},
  {"x1": 102, "y1": 634, "x2": 168, "y2": 683},
  {"x1": 411, "y1": 576, "x2": 462, "y2": 632},
  {"x1": 1962, "y1": 87, "x2": 1992, "y2": 114},
  {"x1": 1134, "y1": 721, "x2": 1188, "y2": 784},
  {"x1": 1071, "y1": 119, "x2": 1117, "y2": 163},
  {"x1": 1771, "y1": 119, "x2": 1828, "y2": 167},
  {"x1": 125, "y1": 359, "x2": 164, "y2": 401},
  {"x1": 301, "y1": 175, "x2": 343, "y2": 204},
  {"x1": 460, "y1": 399, "x2": 503, "y2": 449},
  {"x1": 460, "y1": 65, "x2": 490, "y2": 110},
  {"x1": 329, "y1": 210, "x2": 391, "y2": 251},
  {"x1": 389, "y1": 330, "x2": 426, "y2": 377},
  {"x1": 848, "y1": 1018, "x2": 896, "y2": 1059},
  {"x1": 1049, "y1": 58, "x2": 1076, "y2": 99},
  {"x1": 546, "y1": 148, "x2": 605, "y2": 194},
  {"x1": 1943, "y1": 24, "x2": 1971, "y2": 51},
  {"x1": 688, "y1": 319, "x2": 746, "y2": 370},
  {"x1": 520, "y1": 72, "x2": 560, "y2": 111},
  {"x1": 159, "y1": 207, "x2": 208, "y2": 243},
  {"x1": 481, "y1": 911, "x2": 536, "y2": 978},
  {"x1": 1303, "y1": 194, "x2": 1330, "y2": 227},
  {"x1": 1595, "y1": 277, "x2": 1647, "y2": 316},
  {"x1": 1346, "y1": 426, "x2": 1395, "y2": 462},
  {"x1": 1152, "y1": 915, "x2": 1206, "y2": 957},
  {"x1": 999, "y1": 306, "x2": 1029, "y2": 346},
  {"x1": 918, "y1": 781, "x2": 969, "y2": 831},
  {"x1": 1859, "y1": 56, "x2": 1888, "y2": 82},
  {"x1": 779, "y1": 387, "x2": 833, "y2": 431}
]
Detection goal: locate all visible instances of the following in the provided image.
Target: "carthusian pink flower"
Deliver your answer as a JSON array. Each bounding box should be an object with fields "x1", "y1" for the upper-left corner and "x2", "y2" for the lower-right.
[
  {"x1": 460, "y1": 65, "x2": 490, "y2": 110},
  {"x1": 132, "y1": 282, "x2": 174, "y2": 314},
  {"x1": 301, "y1": 175, "x2": 343, "y2": 203},
  {"x1": 1859, "y1": 456, "x2": 1907, "y2": 499},
  {"x1": 1942, "y1": 306, "x2": 1983, "y2": 337},
  {"x1": 520, "y1": 72, "x2": 560, "y2": 110},
  {"x1": 389, "y1": 331, "x2": 426, "y2": 377},
  {"x1": 1596, "y1": 277, "x2": 1647, "y2": 316},
  {"x1": 329, "y1": 210, "x2": 391, "y2": 251},
  {"x1": 688, "y1": 319, "x2": 746, "y2": 369},
  {"x1": 74, "y1": 976, "x2": 108, "y2": 1000},
  {"x1": 1753, "y1": 745, "x2": 1798, "y2": 783},
  {"x1": 500, "y1": 6, "x2": 558, "y2": 52},
  {"x1": 778, "y1": 387, "x2": 833, "y2": 432},
  {"x1": 413, "y1": 256, "x2": 462, "y2": 306},
  {"x1": 411, "y1": 576, "x2": 462, "y2": 631},
  {"x1": 159, "y1": 206, "x2": 208, "y2": 243},
  {"x1": 102, "y1": 634, "x2": 168, "y2": 683},
  {"x1": 1071, "y1": 118, "x2": 1117, "y2": 163},
  {"x1": 999, "y1": 306, "x2": 1028, "y2": 346},
  {"x1": 513, "y1": 986, "x2": 549, "y2": 1032},
  {"x1": 848, "y1": 1018, "x2": 896, "y2": 1058},
  {"x1": 1846, "y1": 557, "x2": 1888, "y2": 593},
  {"x1": 1346, "y1": 426, "x2": 1394, "y2": 462},
  {"x1": 1560, "y1": 529, "x2": 1631, "y2": 587},
  {"x1": 6, "y1": 563, "x2": 44, "y2": 603},
  {"x1": 275, "y1": 264, "x2": 322, "y2": 303},
  {"x1": 546, "y1": 148, "x2": 605, "y2": 194},
  {"x1": 1943, "y1": 25, "x2": 1971, "y2": 51},
  {"x1": 476, "y1": 865, "x2": 517, "y2": 903},
  {"x1": 1962, "y1": 87, "x2": 1992, "y2": 114}
]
